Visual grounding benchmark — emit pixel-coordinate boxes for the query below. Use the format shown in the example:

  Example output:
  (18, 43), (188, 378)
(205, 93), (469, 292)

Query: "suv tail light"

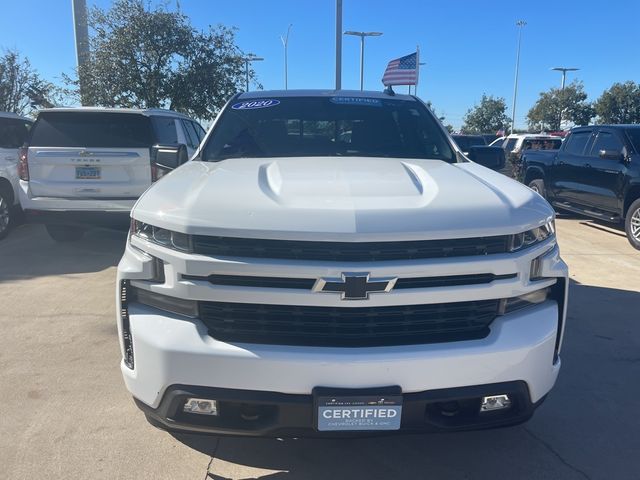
(18, 147), (29, 181)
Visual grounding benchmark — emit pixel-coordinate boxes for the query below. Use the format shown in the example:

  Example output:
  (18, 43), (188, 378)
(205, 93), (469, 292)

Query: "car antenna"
(383, 85), (395, 96)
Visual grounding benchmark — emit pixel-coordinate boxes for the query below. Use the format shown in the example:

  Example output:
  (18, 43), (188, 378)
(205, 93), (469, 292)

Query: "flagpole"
(414, 45), (420, 97)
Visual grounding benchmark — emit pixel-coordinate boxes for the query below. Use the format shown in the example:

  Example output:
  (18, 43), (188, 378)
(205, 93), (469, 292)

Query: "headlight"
(511, 220), (555, 252)
(501, 288), (549, 315)
(130, 219), (192, 252)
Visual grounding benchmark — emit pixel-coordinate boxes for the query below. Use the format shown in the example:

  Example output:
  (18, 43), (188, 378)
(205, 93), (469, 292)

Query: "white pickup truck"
(117, 90), (568, 436)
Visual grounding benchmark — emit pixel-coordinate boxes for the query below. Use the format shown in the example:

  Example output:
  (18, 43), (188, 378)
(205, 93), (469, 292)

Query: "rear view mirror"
(599, 149), (623, 161)
(467, 146), (506, 171)
(152, 144), (189, 170)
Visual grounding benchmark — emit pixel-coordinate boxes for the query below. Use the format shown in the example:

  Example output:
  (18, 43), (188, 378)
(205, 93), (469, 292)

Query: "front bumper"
(118, 232), (568, 437)
(135, 381), (544, 437)
(121, 300), (561, 435)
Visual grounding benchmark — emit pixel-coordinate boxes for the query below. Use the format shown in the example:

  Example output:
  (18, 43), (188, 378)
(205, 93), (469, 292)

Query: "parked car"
(501, 134), (563, 160)
(520, 125), (640, 249)
(496, 134), (563, 178)
(0, 112), (32, 240)
(117, 90), (568, 437)
(18, 107), (205, 241)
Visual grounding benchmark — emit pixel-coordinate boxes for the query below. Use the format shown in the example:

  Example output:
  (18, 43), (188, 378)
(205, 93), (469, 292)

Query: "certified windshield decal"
(330, 97), (382, 107)
(231, 99), (280, 110)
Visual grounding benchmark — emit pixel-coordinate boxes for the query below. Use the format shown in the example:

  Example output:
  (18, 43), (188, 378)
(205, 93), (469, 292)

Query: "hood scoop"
(258, 157), (437, 209)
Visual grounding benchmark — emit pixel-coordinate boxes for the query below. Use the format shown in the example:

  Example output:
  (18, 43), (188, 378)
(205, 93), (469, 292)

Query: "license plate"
(75, 166), (101, 179)
(314, 388), (403, 431)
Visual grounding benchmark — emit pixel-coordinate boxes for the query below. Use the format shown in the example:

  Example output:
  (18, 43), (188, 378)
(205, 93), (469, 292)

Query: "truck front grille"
(192, 235), (511, 261)
(199, 299), (500, 347)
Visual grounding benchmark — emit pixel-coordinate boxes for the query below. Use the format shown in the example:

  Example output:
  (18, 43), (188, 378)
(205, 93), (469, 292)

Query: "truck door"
(548, 129), (593, 204)
(581, 129), (627, 214)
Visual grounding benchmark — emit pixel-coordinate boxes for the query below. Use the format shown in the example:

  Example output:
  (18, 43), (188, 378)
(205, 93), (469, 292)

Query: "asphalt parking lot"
(1, 217), (639, 480)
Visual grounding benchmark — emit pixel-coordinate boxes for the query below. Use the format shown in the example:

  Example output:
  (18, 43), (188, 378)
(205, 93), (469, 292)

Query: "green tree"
(0, 50), (57, 115)
(462, 95), (510, 134)
(594, 81), (640, 124)
(75, 0), (255, 120)
(527, 81), (594, 131)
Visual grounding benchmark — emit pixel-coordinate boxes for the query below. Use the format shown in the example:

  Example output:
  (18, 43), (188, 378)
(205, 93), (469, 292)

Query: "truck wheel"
(45, 224), (86, 242)
(528, 179), (546, 199)
(625, 198), (640, 250)
(0, 188), (13, 240)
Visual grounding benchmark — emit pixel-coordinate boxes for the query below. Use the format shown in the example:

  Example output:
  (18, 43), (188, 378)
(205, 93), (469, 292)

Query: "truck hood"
(133, 157), (554, 241)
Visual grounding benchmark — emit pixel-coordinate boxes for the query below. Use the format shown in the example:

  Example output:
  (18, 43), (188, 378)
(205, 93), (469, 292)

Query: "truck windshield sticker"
(231, 99), (280, 110)
(330, 97), (382, 107)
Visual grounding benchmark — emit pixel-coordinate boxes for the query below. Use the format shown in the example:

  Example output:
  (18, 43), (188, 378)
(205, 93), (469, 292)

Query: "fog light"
(183, 398), (218, 416)
(480, 394), (511, 412)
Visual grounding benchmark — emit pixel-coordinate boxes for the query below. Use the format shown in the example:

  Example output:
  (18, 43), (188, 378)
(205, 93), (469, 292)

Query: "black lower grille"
(199, 299), (500, 347)
(192, 236), (512, 261)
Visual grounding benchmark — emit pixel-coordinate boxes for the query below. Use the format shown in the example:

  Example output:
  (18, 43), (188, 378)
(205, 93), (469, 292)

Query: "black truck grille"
(199, 299), (500, 347)
(192, 236), (511, 261)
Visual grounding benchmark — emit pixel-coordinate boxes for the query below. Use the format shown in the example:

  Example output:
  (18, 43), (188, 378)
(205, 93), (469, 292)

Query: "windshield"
(452, 136), (486, 151)
(201, 96), (454, 162)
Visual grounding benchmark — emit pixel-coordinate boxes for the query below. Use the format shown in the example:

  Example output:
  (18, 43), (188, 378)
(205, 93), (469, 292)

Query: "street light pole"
(72, 0), (90, 105)
(551, 67), (579, 130)
(511, 20), (526, 134)
(335, 0), (342, 90)
(551, 67), (579, 90)
(280, 24), (293, 90)
(344, 31), (383, 90)
(243, 55), (264, 92)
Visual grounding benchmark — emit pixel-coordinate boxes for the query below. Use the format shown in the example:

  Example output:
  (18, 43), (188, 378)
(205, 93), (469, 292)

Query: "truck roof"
(0, 111), (32, 122)
(237, 89), (416, 101)
(572, 124), (640, 130)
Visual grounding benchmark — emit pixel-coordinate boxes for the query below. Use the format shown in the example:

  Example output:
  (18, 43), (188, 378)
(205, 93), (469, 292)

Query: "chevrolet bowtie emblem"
(313, 272), (397, 300)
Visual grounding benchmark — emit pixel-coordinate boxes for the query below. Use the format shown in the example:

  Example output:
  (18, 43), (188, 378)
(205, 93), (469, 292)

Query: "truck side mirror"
(467, 146), (506, 171)
(152, 144), (189, 170)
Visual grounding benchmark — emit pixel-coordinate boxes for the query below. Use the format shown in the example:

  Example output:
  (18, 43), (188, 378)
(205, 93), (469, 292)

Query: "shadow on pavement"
(171, 279), (640, 479)
(0, 223), (127, 283)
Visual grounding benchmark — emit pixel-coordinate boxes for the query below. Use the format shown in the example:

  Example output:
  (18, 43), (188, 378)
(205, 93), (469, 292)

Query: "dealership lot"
(1, 217), (639, 480)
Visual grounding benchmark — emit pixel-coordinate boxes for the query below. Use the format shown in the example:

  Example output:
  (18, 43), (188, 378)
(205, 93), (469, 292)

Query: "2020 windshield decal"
(231, 99), (281, 110)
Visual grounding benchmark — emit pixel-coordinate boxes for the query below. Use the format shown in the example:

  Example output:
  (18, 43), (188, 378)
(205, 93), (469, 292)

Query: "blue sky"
(1, 0), (639, 129)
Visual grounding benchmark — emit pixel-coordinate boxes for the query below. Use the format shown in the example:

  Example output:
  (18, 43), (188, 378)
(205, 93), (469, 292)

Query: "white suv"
(117, 90), (568, 436)
(0, 112), (32, 239)
(19, 108), (205, 241)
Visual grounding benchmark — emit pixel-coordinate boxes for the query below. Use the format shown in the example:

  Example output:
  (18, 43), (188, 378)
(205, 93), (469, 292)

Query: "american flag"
(382, 52), (418, 86)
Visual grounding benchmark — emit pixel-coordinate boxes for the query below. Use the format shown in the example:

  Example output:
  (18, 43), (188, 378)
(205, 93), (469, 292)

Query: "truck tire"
(45, 224), (86, 242)
(625, 198), (640, 250)
(528, 179), (546, 199)
(0, 187), (13, 240)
